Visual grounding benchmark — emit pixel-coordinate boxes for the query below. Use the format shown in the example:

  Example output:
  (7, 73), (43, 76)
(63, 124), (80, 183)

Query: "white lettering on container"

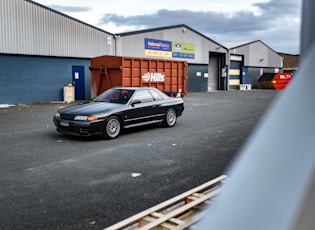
(142, 72), (165, 82)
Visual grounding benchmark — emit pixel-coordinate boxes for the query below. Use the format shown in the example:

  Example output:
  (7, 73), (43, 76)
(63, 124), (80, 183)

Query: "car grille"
(80, 128), (89, 135)
(56, 125), (90, 136)
(60, 114), (75, 120)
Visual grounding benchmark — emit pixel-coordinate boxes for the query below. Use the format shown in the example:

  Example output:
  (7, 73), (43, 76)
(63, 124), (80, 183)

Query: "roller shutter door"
(229, 60), (241, 90)
(208, 55), (219, 90)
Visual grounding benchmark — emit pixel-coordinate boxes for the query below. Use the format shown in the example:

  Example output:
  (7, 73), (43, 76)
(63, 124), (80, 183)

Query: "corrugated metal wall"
(0, 0), (115, 58)
(118, 27), (227, 64)
(234, 41), (283, 68)
(0, 54), (91, 104)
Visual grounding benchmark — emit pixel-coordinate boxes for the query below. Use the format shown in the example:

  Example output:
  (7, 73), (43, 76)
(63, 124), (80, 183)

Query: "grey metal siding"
(0, 54), (90, 104)
(0, 0), (114, 57)
(233, 41), (282, 68)
(268, 48), (283, 67)
(119, 27), (227, 64)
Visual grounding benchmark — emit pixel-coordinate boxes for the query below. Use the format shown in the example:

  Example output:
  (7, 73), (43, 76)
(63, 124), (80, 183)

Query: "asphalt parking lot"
(0, 90), (278, 230)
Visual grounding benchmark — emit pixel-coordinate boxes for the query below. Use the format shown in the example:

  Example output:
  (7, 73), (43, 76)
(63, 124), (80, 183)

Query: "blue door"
(72, 66), (85, 100)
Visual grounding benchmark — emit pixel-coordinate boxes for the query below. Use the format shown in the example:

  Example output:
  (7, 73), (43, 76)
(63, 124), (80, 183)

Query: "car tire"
(104, 116), (121, 139)
(163, 108), (177, 127)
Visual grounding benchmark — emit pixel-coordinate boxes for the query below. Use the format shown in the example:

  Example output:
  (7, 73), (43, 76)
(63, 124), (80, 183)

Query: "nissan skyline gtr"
(53, 87), (184, 139)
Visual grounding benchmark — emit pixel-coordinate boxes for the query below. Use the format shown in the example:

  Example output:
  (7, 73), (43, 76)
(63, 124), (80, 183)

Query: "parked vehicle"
(53, 87), (184, 139)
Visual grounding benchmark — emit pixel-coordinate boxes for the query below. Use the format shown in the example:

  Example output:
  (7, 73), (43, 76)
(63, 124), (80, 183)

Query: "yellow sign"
(144, 38), (195, 59)
(172, 42), (195, 59)
(144, 50), (172, 58)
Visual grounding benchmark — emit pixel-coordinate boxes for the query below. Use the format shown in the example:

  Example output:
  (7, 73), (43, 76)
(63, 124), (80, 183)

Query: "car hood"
(58, 102), (123, 115)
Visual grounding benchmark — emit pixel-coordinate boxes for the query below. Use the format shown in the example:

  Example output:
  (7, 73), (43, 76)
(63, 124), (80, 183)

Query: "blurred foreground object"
(198, 0), (315, 229)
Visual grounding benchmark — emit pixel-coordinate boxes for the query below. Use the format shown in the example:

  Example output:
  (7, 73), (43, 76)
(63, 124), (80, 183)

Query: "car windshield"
(94, 88), (135, 104)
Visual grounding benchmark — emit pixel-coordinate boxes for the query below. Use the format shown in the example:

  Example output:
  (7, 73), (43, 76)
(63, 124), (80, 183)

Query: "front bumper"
(53, 117), (105, 136)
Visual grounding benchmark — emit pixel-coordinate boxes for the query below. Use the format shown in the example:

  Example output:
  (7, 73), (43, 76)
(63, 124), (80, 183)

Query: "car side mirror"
(131, 100), (141, 106)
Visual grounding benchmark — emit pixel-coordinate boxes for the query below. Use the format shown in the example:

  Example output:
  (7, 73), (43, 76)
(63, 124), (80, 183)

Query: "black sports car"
(53, 87), (184, 139)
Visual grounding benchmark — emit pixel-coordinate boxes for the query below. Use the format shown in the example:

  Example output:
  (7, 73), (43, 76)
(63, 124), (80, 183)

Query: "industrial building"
(116, 25), (229, 92)
(0, 0), (284, 104)
(223, 40), (283, 89)
(0, 0), (114, 104)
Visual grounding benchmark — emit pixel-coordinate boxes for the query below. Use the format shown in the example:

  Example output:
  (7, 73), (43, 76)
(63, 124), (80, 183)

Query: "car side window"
(133, 90), (154, 103)
(149, 89), (164, 100)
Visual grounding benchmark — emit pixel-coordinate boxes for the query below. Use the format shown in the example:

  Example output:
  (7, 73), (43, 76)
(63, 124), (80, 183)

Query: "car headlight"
(55, 112), (60, 118)
(74, 115), (98, 121)
(74, 115), (88, 121)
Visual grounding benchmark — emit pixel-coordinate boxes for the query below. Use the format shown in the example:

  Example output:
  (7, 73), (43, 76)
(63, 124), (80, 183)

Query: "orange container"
(90, 55), (188, 98)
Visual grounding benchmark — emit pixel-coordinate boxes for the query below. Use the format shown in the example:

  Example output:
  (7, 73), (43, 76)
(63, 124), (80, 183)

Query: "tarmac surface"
(0, 90), (279, 229)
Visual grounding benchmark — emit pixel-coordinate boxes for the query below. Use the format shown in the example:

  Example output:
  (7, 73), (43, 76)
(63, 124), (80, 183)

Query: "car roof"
(112, 86), (159, 91)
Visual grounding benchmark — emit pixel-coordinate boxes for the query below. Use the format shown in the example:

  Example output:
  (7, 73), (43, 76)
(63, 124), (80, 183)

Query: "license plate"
(60, 122), (69, 127)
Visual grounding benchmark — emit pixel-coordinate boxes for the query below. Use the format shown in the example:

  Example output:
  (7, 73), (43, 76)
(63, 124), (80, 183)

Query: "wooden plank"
(150, 213), (184, 225)
(185, 186), (219, 204)
(103, 175), (226, 230)
(140, 215), (180, 230)
(172, 210), (207, 230)
(138, 188), (222, 230)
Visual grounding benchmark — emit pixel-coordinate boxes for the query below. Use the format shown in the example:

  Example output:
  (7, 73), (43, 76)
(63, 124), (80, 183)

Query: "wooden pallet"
(104, 175), (227, 230)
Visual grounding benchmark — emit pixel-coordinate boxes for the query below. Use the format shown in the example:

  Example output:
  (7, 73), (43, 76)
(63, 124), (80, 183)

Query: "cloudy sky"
(33, 0), (302, 54)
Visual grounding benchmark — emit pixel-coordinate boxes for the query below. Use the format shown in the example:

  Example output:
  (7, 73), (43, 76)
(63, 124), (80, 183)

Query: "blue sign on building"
(144, 38), (172, 51)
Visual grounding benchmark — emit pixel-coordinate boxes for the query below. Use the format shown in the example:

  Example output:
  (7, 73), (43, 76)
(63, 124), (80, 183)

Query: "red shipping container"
(89, 55), (188, 98)
(272, 73), (293, 90)
(259, 73), (293, 90)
